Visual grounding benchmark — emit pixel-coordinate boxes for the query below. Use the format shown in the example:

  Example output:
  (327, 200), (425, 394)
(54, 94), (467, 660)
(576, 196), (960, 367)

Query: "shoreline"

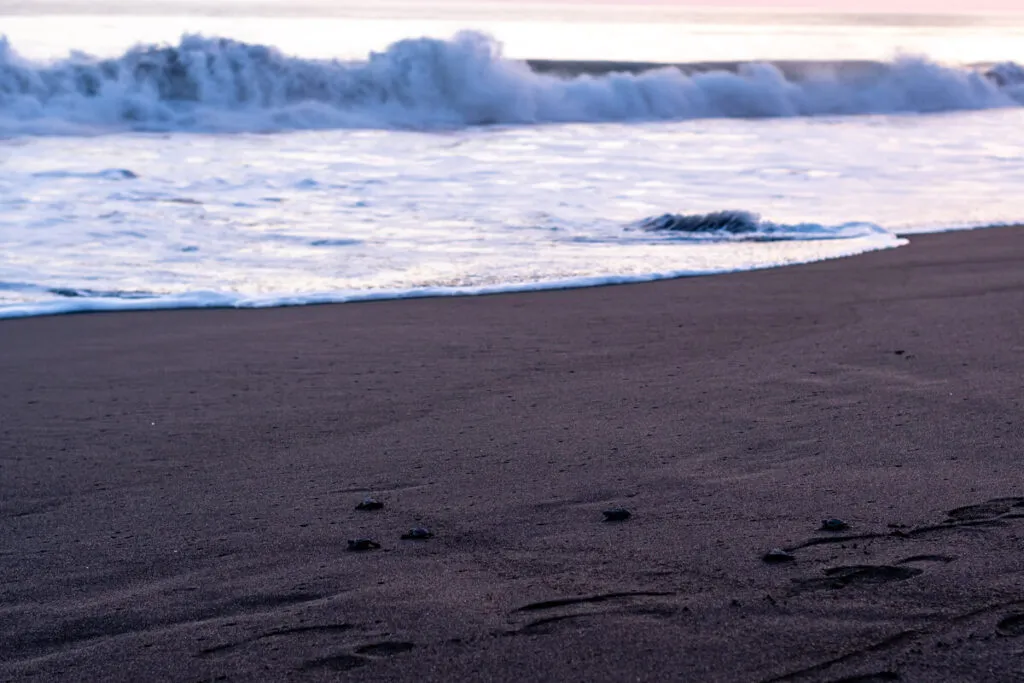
(3, 226), (1024, 681)
(4, 220), (1017, 322)
(0, 235), (906, 321)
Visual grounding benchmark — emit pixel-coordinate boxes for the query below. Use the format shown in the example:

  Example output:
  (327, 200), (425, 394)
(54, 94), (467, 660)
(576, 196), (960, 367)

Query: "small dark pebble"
(763, 548), (795, 564)
(602, 508), (631, 522)
(347, 539), (381, 551)
(401, 528), (434, 540)
(355, 497), (384, 511)
(820, 518), (850, 532)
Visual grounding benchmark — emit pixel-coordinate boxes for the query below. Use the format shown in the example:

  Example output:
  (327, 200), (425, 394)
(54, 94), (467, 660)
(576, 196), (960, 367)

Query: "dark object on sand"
(347, 538), (381, 551)
(602, 507), (632, 522)
(356, 497), (384, 511)
(763, 548), (795, 563)
(401, 527), (434, 540)
(820, 518), (850, 532)
(996, 613), (1024, 637)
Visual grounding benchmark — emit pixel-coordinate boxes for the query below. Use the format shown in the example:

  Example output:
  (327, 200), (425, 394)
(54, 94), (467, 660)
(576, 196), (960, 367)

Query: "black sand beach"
(2, 227), (1024, 681)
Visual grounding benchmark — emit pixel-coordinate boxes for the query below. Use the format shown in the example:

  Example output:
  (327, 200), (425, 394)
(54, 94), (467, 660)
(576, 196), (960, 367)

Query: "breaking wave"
(634, 211), (892, 242)
(1, 31), (1023, 135)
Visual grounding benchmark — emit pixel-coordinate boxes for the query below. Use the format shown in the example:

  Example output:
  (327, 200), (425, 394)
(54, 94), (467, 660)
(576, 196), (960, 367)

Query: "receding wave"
(0, 209), (905, 319)
(635, 211), (891, 242)
(1, 32), (1023, 135)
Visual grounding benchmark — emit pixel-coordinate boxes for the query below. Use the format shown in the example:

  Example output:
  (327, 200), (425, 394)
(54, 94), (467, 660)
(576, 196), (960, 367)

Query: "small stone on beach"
(356, 497), (384, 511)
(763, 548), (795, 564)
(602, 507), (631, 522)
(347, 538), (381, 551)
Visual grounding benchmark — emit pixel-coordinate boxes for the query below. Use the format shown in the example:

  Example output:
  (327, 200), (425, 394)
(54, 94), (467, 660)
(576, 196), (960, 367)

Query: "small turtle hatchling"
(347, 538), (381, 551)
(762, 548), (795, 564)
(820, 518), (850, 532)
(401, 528), (434, 540)
(355, 497), (384, 511)
(602, 507), (632, 522)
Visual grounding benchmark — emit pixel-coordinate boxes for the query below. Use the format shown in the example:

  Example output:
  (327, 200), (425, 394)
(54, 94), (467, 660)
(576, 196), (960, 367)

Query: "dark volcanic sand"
(2, 227), (1024, 682)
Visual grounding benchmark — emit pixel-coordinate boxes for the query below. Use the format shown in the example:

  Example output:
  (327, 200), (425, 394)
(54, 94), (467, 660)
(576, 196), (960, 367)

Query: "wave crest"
(1, 31), (1022, 135)
(635, 211), (892, 242)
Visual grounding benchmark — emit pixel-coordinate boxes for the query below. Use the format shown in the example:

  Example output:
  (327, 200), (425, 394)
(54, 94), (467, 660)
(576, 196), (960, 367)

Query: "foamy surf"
(1, 31), (1022, 136)
(0, 211), (906, 319)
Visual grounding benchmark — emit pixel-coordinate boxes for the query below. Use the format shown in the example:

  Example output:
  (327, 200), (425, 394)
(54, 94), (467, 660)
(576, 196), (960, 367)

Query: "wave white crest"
(634, 211), (892, 242)
(1, 31), (1022, 135)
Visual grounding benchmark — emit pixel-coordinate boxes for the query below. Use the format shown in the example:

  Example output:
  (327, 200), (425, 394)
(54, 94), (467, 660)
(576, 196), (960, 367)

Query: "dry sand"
(2, 227), (1024, 682)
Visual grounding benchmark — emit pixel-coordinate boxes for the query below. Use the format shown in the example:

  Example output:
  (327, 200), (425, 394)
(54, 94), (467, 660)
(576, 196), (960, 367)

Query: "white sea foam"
(1, 32), (1022, 136)
(0, 228), (904, 320)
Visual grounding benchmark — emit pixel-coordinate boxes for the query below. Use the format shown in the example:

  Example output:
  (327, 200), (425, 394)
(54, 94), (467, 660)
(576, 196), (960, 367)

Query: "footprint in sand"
(355, 641), (416, 656)
(779, 496), (1024, 595)
(897, 554), (956, 565)
(197, 623), (354, 658)
(996, 613), (1024, 637)
(301, 653), (368, 671)
(946, 500), (1018, 521)
(792, 565), (922, 593)
(300, 641), (416, 672)
(826, 672), (901, 683)
(779, 495), (1024, 559)
(506, 591), (678, 636)
(516, 591), (673, 612)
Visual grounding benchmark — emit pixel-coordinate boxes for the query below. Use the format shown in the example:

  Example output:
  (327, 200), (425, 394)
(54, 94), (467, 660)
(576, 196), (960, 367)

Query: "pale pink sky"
(510, 0), (1022, 12)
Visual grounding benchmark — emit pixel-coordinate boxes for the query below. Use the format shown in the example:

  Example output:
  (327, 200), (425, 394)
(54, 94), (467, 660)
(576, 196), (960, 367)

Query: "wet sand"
(3, 226), (1024, 682)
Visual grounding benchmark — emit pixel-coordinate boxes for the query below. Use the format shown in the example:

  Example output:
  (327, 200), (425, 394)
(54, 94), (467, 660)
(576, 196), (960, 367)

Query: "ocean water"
(2, 3), (1024, 318)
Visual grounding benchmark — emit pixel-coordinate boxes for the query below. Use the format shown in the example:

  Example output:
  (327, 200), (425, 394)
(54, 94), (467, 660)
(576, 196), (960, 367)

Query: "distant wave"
(634, 211), (892, 242)
(1, 31), (1023, 135)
